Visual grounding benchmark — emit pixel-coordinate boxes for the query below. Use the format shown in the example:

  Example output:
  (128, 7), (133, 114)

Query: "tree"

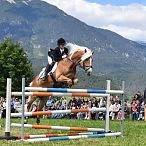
(0, 39), (33, 95)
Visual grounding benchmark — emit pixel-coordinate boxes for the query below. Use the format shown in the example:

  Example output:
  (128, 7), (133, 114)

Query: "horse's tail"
(29, 75), (40, 88)
(29, 82), (33, 87)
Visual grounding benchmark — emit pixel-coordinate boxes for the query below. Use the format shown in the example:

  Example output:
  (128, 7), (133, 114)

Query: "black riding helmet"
(57, 38), (66, 46)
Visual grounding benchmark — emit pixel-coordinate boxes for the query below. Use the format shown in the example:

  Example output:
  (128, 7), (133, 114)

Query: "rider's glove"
(62, 55), (67, 58)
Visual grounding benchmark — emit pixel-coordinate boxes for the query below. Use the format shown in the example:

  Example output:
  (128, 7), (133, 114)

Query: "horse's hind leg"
(25, 96), (36, 123)
(26, 96), (36, 112)
(36, 97), (48, 124)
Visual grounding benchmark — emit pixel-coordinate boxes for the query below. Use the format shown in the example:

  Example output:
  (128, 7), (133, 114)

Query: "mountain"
(0, 0), (146, 94)
(137, 41), (146, 47)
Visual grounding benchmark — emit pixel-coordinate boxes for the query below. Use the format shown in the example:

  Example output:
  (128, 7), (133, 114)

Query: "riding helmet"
(57, 38), (66, 46)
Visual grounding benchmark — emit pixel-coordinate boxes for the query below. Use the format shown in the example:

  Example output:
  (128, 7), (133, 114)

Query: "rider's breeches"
(44, 56), (53, 75)
(48, 56), (53, 64)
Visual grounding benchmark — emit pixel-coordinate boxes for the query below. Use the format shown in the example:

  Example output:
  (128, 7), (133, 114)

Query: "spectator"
(109, 101), (114, 119)
(76, 97), (83, 108)
(60, 96), (67, 108)
(135, 91), (143, 103)
(84, 102), (90, 120)
(91, 97), (98, 107)
(46, 96), (54, 110)
(0, 97), (4, 119)
(11, 98), (15, 113)
(111, 101), (121, 120)
(70, 102), (77, 119)
(91, 103), (97, 120)
(14, 98), (21, 112)
(77, 104), (85, 120)
(117, 109), (122, 120)
(138, 101), (145, 120)
(98, 97), (106, 108)
(131, 99), (138, 120)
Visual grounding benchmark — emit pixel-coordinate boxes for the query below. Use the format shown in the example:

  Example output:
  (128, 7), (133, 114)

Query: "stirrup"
(41, 76), (47, 81)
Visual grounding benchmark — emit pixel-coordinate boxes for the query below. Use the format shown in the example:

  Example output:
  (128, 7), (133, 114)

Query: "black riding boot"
(42, 63), (51, 80)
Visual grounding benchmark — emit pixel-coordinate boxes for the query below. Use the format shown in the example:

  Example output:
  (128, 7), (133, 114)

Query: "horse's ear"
(92, 51), (94, 54)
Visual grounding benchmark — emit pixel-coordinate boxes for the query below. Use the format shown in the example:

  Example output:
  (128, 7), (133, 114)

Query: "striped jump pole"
(11, 123), (105, 132)
(17, 132), (94, 139)
(12, 92), (110, 97)
(25, 87), (124, 94)
(11, 108), (106, 117)
(19, 132), (122, 142)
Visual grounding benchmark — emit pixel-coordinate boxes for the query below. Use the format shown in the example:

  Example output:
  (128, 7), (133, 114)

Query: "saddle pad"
(39, 62), (58, 79)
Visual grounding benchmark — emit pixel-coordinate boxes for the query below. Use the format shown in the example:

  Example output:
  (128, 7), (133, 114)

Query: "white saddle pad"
(39, 62), (58, 79)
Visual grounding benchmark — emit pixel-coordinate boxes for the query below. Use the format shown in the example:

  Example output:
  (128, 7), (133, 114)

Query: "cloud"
(42, 0), (146, 41)
(103, 24), (146, 41)
(6, 0), (16, 4)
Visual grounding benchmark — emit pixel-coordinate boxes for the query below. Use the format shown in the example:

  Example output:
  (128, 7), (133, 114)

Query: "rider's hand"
(62, 55), (67, 58)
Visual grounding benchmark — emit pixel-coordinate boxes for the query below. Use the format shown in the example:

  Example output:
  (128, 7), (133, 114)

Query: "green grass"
(0, 118), (146, 146)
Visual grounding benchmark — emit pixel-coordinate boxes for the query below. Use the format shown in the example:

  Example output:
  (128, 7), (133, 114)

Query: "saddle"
(39, 62), (57, 79)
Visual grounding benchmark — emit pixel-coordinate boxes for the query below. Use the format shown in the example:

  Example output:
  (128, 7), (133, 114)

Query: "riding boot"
(42, 63), (51, 80)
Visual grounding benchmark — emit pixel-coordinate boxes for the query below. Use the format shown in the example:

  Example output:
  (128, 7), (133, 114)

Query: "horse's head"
(79, 49), (93, 76)
(66, 43), (93, 76)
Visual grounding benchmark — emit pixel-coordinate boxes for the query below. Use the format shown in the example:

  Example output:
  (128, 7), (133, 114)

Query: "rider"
(42, 38), (69, 80)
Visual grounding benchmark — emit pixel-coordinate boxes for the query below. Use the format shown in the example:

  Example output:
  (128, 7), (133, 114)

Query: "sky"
(42, 0), (146, 42)
(86, 0), (146, 6)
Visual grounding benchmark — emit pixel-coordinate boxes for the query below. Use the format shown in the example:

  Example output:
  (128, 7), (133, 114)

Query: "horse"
(26, 43), (93, 123)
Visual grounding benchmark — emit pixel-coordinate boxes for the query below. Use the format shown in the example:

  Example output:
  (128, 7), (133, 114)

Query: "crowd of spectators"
(0, 91), (145, 121)
(0, 97), (22, 118)
(131, 91), (145, 121)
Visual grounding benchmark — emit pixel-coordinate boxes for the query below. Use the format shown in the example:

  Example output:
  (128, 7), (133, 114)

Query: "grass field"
(0, 118), (146, 146)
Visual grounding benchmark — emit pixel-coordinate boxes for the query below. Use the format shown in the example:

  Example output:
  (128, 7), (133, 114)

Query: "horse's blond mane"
(66, 43), (90, 55)
(66, 43), (92, 61)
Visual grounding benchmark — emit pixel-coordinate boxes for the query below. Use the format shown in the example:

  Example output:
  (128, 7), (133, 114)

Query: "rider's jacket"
(48, 47), (69, 62)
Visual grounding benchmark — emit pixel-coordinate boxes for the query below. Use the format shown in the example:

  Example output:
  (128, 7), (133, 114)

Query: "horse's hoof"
(73, 78), (79, 85)
(36, 118), (40, 125)
(67, 79), (72, 86)
(24, 119), (27, 124)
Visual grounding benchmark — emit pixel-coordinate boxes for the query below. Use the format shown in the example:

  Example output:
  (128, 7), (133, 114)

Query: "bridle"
(81, 57), (93, 71)
(66, 55), (92, 71)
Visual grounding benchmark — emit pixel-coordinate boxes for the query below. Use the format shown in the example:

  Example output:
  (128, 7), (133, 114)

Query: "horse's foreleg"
(73, 77), (79, 85)
(36, 97), (48, 124)
(57, 75), (73, 86)
(37, 97), (48, 111)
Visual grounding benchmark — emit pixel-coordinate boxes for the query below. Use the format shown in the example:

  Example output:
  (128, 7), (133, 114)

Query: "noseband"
(82, 57), (93, 71)
(66, 52), (93, 71)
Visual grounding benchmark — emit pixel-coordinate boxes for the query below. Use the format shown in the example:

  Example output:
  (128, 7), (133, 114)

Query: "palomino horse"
(26, 43), (93, 123)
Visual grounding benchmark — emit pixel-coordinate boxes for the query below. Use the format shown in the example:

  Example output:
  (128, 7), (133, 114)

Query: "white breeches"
(48, 56), (53, 64)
